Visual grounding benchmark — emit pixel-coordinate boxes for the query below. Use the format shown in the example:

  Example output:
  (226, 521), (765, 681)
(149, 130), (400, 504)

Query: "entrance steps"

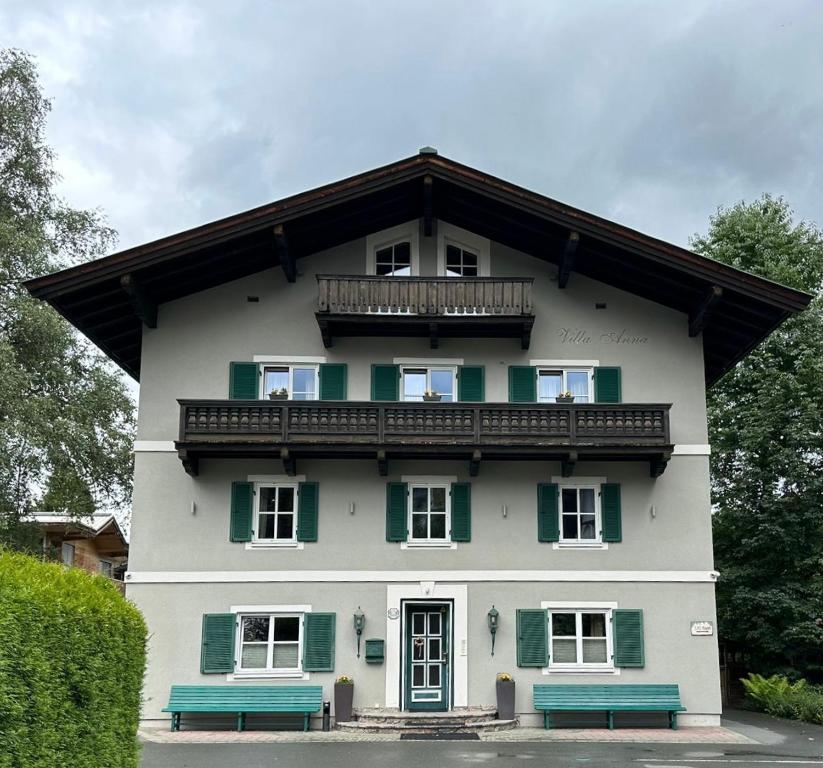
(336, 707), (517, 733)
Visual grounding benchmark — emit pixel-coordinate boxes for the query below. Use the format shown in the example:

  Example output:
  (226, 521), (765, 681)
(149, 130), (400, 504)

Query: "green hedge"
(0, 550), (147, 768)
(742, 673), (823, 725)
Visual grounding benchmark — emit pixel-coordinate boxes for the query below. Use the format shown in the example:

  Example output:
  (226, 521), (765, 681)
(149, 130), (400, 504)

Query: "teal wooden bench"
(162, 685), (323, 732)
(533, 684), (685, 730)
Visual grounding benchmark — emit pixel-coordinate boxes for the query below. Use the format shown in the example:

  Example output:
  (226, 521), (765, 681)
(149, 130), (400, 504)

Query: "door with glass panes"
(404, 603), (450, 711)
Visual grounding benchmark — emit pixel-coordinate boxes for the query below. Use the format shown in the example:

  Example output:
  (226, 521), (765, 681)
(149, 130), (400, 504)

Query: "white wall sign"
(387, 608), (400, 620)
(691, 621), (714, 636)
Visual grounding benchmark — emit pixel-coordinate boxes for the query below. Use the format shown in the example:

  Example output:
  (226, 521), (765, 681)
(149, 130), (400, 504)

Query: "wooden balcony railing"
(176, 400), (672, 478)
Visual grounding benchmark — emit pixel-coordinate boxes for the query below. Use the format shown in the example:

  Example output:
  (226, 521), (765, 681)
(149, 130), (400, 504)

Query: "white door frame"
(386, 583), (468, 709)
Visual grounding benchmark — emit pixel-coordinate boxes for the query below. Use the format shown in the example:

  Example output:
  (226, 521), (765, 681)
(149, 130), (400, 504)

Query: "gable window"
(366, 222), (419, 277)
(375, 241), (412, 276)
(262, 365), (318, 400)
(437, 222), (490, 277)
(238, 613), (302, 674)
(255, 484), (297, 542)
(445, 243), (479, 277)
(561, 486), (599, 542)
(538, 368), (592, 403)
(549, 609), (612, 671)
(410, 483), (450, 543)
(402, 366), (456, 402)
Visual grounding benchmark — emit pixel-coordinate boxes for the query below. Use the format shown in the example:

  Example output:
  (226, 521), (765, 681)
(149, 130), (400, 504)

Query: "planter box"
(334, 683), (354, 723)
(422, 395), (442, 402)
(268, 393), (288, 400)
(496, 679), (515, 720)
(555, 397), (575, 404)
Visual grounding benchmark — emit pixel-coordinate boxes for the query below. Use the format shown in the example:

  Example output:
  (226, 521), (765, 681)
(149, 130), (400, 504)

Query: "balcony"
(176, 400), (672, 478)
(315, 275), (535, 349)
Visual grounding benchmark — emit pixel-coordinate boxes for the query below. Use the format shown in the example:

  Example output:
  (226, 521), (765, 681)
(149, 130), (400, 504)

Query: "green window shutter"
(319, 364), (347, 400)
(516, 609), (548, 667)
(303, 612), (336, 671)
(537, 483), (559, 542)
(297, 482), (319, 542)
(385, 482), (408, 542)
(201, 614), (236, 673)
(594, 367), (622, 403)
(230, 362), (259, 399)
(601, 483), (622, 543)
(508, 366), (536, 402)
(450, 482), (471, 542)
(457, 366), (485, 402)
(230, 481), (254, 542)
(371, 364), (399, 401)
(613, 609), (645, 667)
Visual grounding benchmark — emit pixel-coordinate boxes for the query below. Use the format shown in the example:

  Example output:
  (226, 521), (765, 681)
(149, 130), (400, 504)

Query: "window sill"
(552, 542), (608, 550)
(227, 671), (309, 681)
(245, 541), (305, 550)
(543, 666), (619, 676)
(401, 541), (458, 550)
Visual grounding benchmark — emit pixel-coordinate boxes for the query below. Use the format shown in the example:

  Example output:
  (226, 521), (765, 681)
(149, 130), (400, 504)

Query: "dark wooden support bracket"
(281, 448), (296, 476)
(521, 323), (532, 350)
(649, 453), (670, 478)
(317, 316), (333, 348)
(179, 450), (199, 477)
(274, 224), (296, 283)
(423, 175), (434, 237)
(557, 231), (580, 289)
(561, 451), (578, 478)
(377, 450), (388, 477)
(469, 450), (481, 477)
(429, 322), (439, 349)
(120, 273), (157, 328)
(689, 285), (723, 337)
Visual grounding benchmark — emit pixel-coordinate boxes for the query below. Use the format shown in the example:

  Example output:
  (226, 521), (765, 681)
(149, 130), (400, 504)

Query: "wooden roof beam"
(423, 175), (434, 237)
(557, 231), (580, 289)
(274, 224), (296, 283)
(689, 285), (723, 337)
(119, 273), (157, 328)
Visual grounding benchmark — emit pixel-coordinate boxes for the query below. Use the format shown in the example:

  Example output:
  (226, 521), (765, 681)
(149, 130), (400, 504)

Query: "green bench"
(533, 684), (685, 730)
(162, 685), (323, 732)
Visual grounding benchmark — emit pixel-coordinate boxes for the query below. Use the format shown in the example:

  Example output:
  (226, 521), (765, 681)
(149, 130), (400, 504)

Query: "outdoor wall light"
(353, 607), (366, 658)
(487, 606), (500, 656)
(501, 504), (508, 518)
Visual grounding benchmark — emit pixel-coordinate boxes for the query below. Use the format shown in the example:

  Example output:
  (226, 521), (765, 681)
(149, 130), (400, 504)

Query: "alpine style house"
(26, 149), (810, 731)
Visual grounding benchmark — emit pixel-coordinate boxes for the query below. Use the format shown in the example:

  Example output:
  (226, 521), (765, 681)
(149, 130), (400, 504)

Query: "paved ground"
(139, 709), (823, 768)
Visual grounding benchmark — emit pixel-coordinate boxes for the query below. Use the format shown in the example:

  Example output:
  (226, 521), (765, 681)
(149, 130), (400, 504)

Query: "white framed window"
(560, 486), (599, 543)
(261, 364), (318, 400)
(537, 368), (593, 403)
(236, 613), (303, 676)
(409, 482), (450, 543)
(366, 222), (420, 276)
(253, 483), (298, 543)
(436, 222), (490, 277)
(401, 365), (456, 402)
(541, 602), (617, 674)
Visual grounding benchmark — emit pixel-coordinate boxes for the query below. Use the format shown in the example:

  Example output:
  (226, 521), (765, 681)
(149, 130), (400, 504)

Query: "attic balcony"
(315, 275), (535, 349)
(175, 400), (672, 478)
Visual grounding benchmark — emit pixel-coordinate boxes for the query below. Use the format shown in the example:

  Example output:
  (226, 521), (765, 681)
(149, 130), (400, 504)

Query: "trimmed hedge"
(0, 550), (147, 768)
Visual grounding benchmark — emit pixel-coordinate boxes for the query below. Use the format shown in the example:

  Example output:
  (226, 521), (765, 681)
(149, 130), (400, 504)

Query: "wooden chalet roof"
(24, 149), (811, 384)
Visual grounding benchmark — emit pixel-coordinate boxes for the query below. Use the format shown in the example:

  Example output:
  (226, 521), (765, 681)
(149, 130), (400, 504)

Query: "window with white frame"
(560, 486), (599, 542)
(401, 366), (456, 402)
(437, 222), (490, 278)
(409, 483), (450, 542)
(254, 484), (297, 542)
(237, 613), (302, 674)
(262, 365), (318, 400)
(549, 609), (612, 670)
(538, 368), (592, 403)
(375, 240), (412, 276)
(444, 243), (479, 277)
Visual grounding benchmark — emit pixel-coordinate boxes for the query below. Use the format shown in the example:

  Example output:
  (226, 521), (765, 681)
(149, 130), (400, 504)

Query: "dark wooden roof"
(24, 150), (811, 384)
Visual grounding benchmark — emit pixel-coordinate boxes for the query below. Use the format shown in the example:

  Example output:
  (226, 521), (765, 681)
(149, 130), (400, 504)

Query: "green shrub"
(741, 673), (823, 725)
(0, 550), (147, 768)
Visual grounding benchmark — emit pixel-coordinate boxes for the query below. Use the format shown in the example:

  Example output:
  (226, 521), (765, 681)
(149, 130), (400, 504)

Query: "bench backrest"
(534, 684), (682, 708)
(167, 685), (323, 711)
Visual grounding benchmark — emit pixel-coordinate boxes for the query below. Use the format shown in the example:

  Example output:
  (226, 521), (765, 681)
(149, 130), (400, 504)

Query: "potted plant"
(496, 672), (515, 721)
(268, 387), (289, 400)
(334, 675), (354, 723)
(422, 390), (442, 402)
(555, 391), (575, 404)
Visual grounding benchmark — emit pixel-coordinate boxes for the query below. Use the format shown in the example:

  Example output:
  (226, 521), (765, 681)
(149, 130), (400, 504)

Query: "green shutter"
(371, 364), (399, 401)
(516, 609), (548, 667)
(601, 483), (622, 542)
(537, 483), (559, 542)
(201, 614), (236, 673)
(297, 482), (319, 542)
(594, 367), (622, 403)
(385, 482), (408, 541)
(450, 482), (471, 542)
(613, 609), (645, 667)
(230, 482), (253, 542)
(303, 612), (336, 671)
(319, 364), (347, 400)
(508, 366), (536, 402)
(230, 362), (259, 399)
(458, 366), (485, 402)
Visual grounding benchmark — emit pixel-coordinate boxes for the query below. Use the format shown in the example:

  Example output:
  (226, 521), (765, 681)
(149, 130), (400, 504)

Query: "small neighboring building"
(33, 513), (129, 583)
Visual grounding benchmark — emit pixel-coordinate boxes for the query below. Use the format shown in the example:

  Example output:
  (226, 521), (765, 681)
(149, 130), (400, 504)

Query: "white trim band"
(133, 441), (176, 453)
(125, 569), (719, 584)
(673, 444), (712, 456)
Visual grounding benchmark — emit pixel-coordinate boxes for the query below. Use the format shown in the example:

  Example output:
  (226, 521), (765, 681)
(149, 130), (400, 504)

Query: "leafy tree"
(692, 196), (823, 681)
(0, 49), (134, 548)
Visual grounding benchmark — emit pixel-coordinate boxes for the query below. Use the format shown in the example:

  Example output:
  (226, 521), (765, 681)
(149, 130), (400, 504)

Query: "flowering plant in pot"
(268, 387), (288, 400)
(422, 389), (442, 402)
(496, 672), (515, 721)
(555, 391), (575, 404)
(334, 675), (354, 723)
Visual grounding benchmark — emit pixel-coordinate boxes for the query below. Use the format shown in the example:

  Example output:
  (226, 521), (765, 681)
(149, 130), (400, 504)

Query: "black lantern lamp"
(353, 607), (366, 658)
(487, 605), (500, 656)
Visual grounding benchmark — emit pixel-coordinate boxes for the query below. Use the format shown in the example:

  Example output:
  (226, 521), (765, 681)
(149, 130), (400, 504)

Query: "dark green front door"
(404, 603), (450, 711)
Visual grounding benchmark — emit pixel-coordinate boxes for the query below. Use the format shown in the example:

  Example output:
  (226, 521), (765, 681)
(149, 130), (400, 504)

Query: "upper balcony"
(175, 400), (672, 479)
(315, 275), (535, 349)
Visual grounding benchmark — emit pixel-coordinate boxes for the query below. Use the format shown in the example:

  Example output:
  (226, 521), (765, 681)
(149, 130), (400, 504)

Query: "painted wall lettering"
(557, 328), (649, 345)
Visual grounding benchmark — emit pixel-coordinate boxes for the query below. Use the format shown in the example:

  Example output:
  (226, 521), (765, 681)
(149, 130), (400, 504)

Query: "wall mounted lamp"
(487, 605), (500, 656)
(353, 607), (366, 658)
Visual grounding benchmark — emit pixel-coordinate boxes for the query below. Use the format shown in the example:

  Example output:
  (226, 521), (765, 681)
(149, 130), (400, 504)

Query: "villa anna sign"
(558, 328), (650, 345)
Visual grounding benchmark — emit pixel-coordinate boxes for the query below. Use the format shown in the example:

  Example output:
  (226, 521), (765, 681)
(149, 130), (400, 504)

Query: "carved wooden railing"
(178, 401), (670, 448)
(316, 275), (534, 316)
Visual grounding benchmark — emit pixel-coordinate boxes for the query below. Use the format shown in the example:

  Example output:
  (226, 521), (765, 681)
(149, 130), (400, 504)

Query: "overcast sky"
(3, 0), (822, 254)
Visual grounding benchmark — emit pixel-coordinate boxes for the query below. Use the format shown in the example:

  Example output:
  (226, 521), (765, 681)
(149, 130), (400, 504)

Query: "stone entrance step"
(337, 707), (517, 733)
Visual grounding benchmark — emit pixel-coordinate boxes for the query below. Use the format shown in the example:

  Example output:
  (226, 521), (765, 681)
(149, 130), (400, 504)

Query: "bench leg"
(607, 711), (614, 730)
(669, 712), (678, 730)
(170, 713), (180, 732)
(544, 712), (551, 730)
(304, 713), (310, 732)
(237, 712), (246, 732)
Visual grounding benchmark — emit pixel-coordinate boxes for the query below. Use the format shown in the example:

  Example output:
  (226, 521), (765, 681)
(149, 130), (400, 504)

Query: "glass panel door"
(405, 603), (450, 711)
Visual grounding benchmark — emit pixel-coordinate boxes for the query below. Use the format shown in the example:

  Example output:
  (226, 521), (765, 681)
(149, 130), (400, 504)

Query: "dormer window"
(437, 222), (490, 277)
(445, 244), (478, 277)
(366, 222), (419, 276)
(376, 241), (412, 276)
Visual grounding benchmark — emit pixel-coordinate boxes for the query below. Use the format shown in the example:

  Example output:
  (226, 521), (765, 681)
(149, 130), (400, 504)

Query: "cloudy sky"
(3, 0), (822, 254)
